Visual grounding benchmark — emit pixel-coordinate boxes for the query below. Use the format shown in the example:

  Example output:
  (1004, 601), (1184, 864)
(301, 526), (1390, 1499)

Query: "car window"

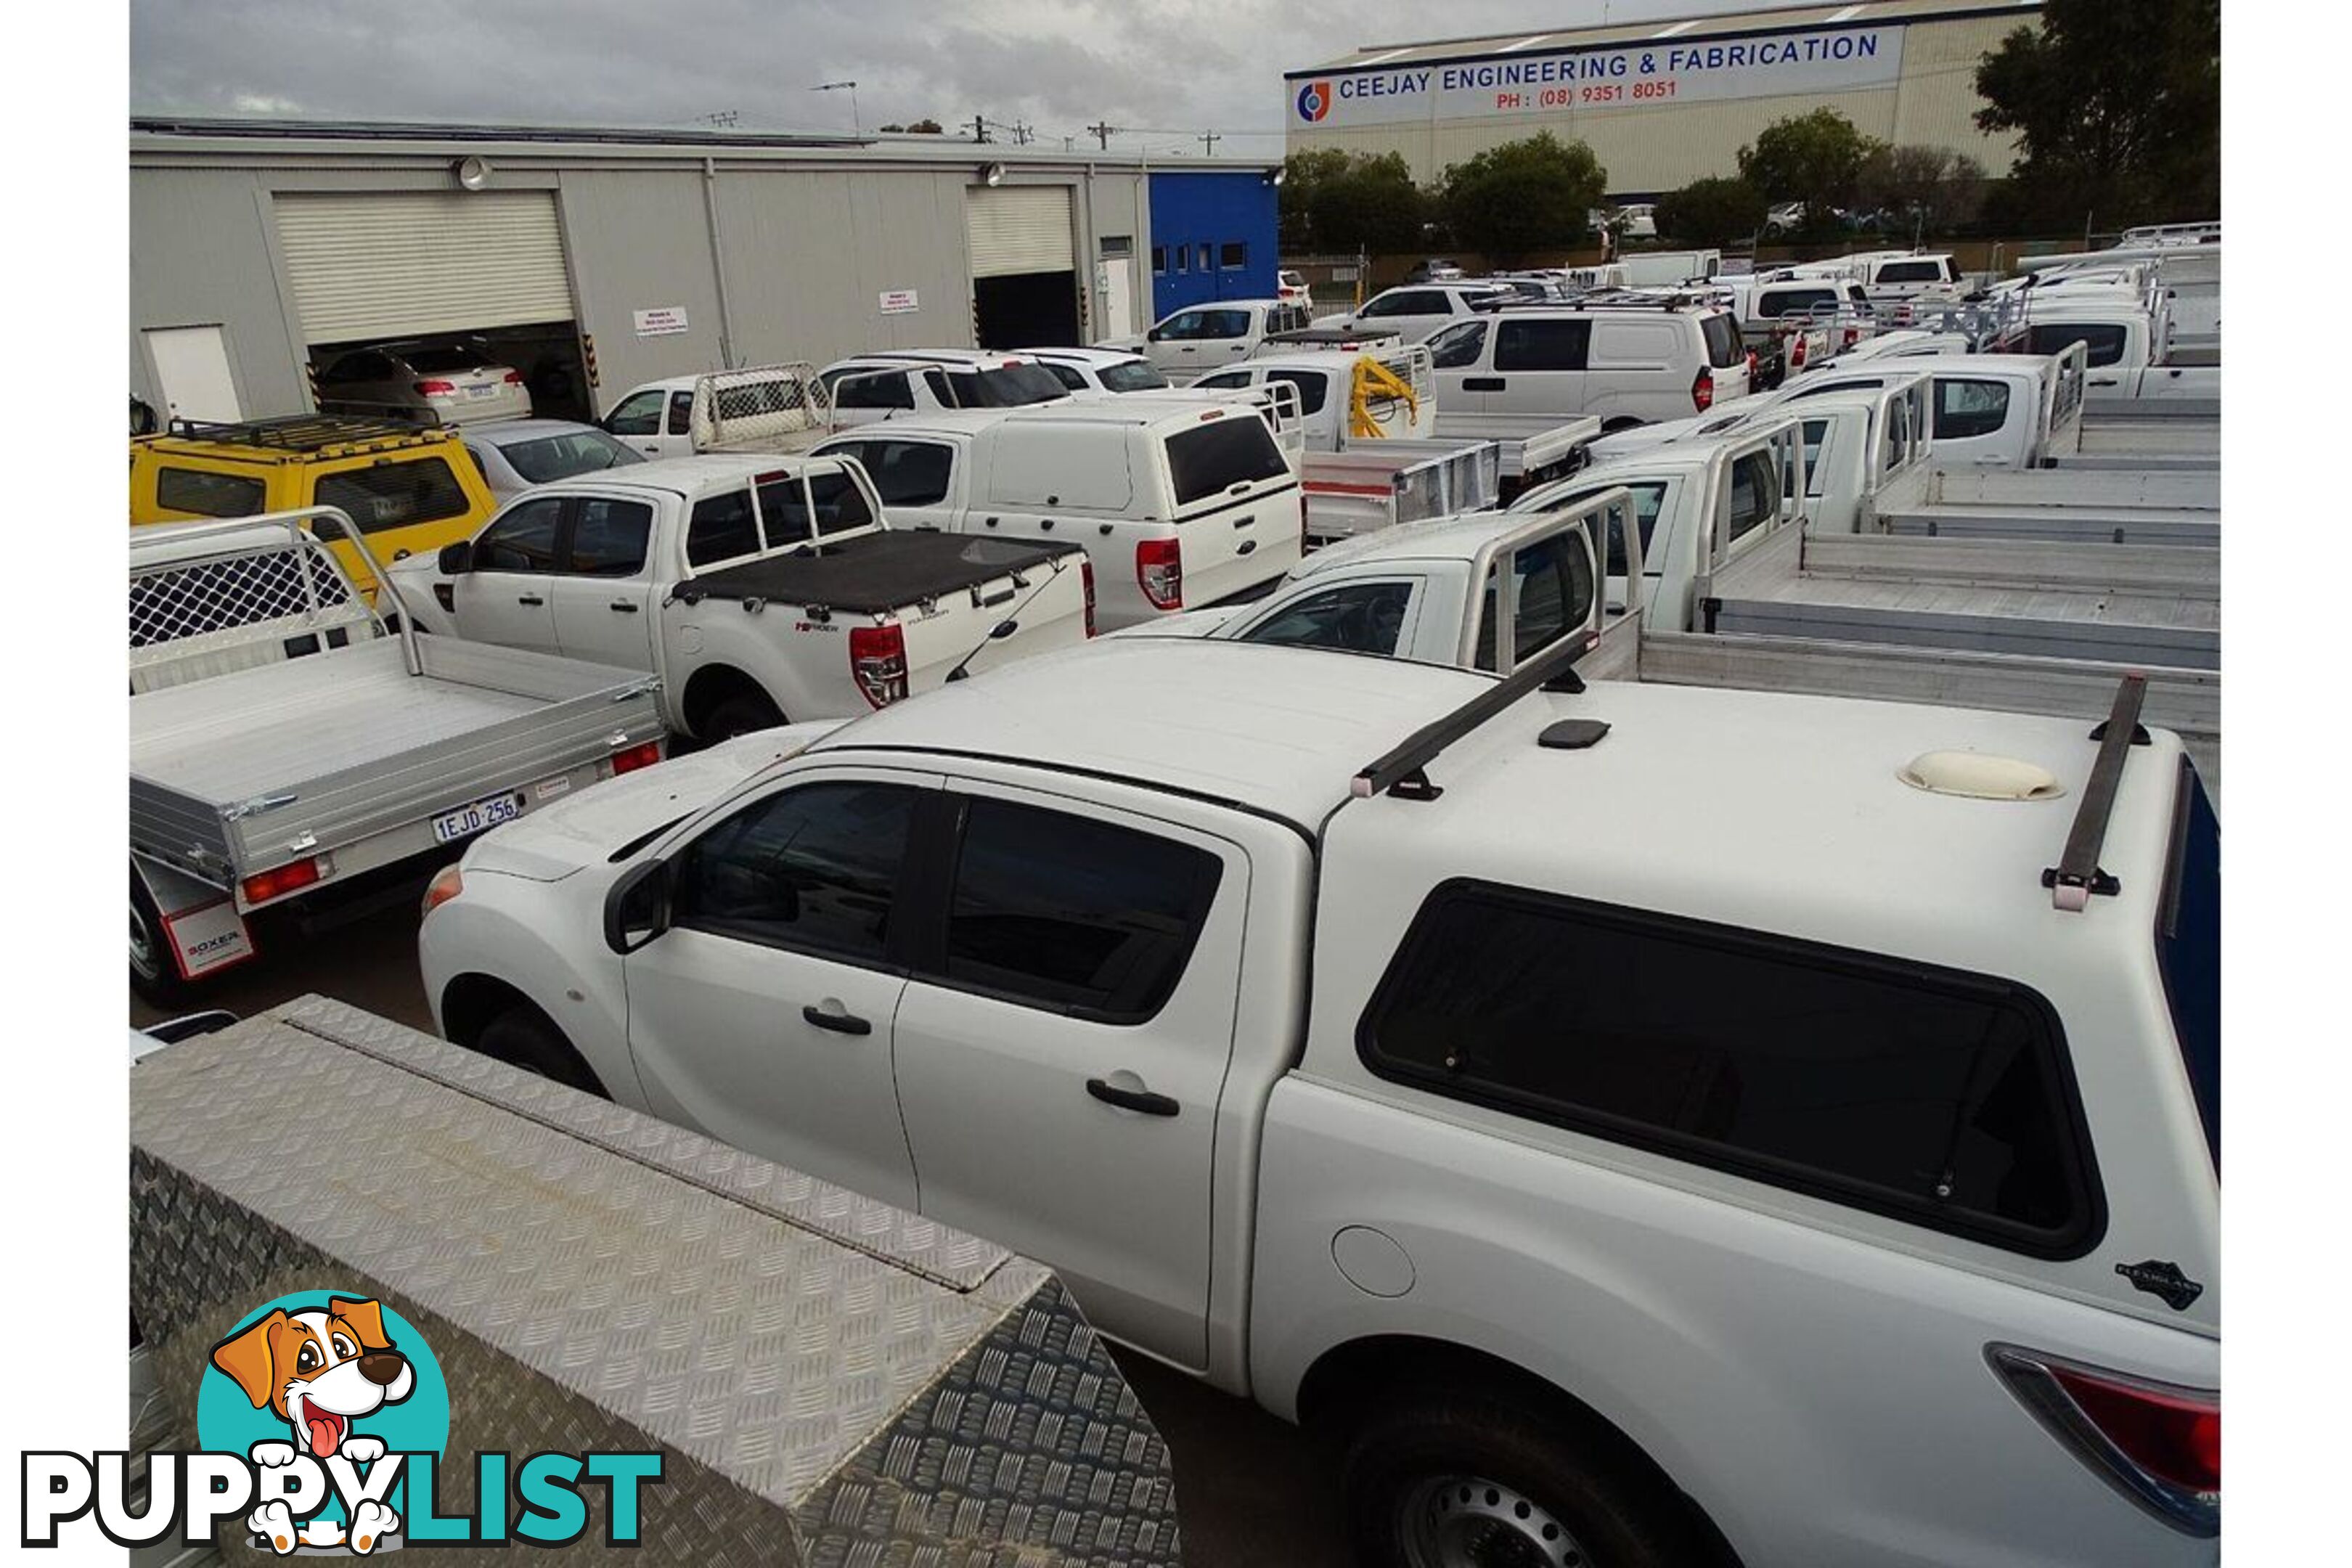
(561, 497), (653, 577)
(312, 456), (472, 536)
(1699, 314), (1745, 369)
(154, 466), (266, 518)
(498, 429), (645, 484)
(1495, 319), (1591, 373)
(760, 467), (876, 541)
(1934, 377), (2012, 441)
(1098, 359), (1169, 392)
(1757, 287), (1837, 319)
(829, 438), (953, 507)
(1362, 290), (1438, 318)
(944, 364), (1069, 407)
(1361, 883), (2098, 1253)
(1192, 310), (1250, 341)
(1882, 396), (1913, 473)
(1474, 531), (1596, 671)
(1877, 261), (1941, 284)
(1192, 371), (1254, 390)
(829, 368), (916, 411)
(1797, 417), (1831, 498)
(1265, 369), (1330, 417)
(2026, 322), (2129, 367)
(1165, 417), (1290, 507)
(685, 488), (762, 566)
(673, 780), (920, 965)
(1553, 482), (1668, 576)
(403, 347), (488, 373)
(1041, 363), (1088, 391)
(473, 496), (564, 571)
(938, 797), (1224, 1022)
(1161, 311), (1207, 340)
(1241, 579), (1415, 656)
(1726, 448), (1780, 542)
(2156, 761), (2220, 1169)
(1427, 321), (1489, 369)
(666, 391), (695, 436)
(604, 390), (666, 436)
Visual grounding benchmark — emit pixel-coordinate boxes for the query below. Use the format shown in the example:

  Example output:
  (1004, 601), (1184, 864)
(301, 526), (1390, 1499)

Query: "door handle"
(517, 593), (546, 606)
(609, 600), (639, 613)
(1086, 1077), (1180, 1116)
(801, 1002), (873, 1037)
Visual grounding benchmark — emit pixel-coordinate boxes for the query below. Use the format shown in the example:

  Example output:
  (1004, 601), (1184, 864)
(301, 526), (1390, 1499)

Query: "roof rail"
(1352, 628), (1593, 803)
(163, 412), (447, 451)
(2041, 674), (2150, 911)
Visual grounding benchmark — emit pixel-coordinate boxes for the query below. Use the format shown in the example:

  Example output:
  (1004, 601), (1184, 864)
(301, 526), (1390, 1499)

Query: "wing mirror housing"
(437, 540), (475, 575)
(1146, 327), (1164, 343)
(603, 859), (672, 954)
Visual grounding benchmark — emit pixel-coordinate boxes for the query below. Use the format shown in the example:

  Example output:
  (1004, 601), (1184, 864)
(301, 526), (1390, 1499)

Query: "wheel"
(698, 690), (785, 743)
(1342, 1383), (1709, 1568)
(130, 869), (191, 1008)
(475, 1007), (608, 1098)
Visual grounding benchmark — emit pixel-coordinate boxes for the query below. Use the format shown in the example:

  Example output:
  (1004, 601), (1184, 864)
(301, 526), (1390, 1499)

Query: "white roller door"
(274, 191), (573, 344)
(966, 187), (1076, 278)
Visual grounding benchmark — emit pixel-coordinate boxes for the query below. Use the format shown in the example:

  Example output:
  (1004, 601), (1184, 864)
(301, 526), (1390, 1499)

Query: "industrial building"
(129, 118), (1279, 426)
(1283, 0), (2041, 196)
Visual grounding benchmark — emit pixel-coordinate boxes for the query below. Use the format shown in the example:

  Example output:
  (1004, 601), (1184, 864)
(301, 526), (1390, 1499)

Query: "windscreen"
(501, 430), (646, 483)
(1166, 417), (1289, 507)
(1098, 360), (1170, 392)
(947, 364), (1077, 407)
(1700, 314), (1745, 369)
(403, 346), (496, 372)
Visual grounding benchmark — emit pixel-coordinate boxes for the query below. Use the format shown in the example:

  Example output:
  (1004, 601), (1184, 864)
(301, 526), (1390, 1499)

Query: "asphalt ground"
(132, 900), (1352, 1567)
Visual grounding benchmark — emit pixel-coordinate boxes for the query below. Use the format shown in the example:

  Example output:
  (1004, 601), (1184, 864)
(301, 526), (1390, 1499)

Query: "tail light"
(415, 379), (458, 397)
(1988, 1345), (2218, 1536)
(502, 369), (525, 385)
(422, 864), (465, 918)
(1136, 538), (1183, 611)
(1300, 489), (1311, 551)
(849, 623), (910, 708)
(1789, 334), (1807, 369)
(241, 856), (325, 906)
(1691, 367), (1714, 414)
(1843, 326), (1862, 348)
(1079, 560), (1097, 637)
(608, 740), (663, 775)
(1745, 349), (1758, 381)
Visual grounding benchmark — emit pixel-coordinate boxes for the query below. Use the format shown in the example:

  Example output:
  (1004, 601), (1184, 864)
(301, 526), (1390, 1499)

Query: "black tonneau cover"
(677, 528), (1071, 614)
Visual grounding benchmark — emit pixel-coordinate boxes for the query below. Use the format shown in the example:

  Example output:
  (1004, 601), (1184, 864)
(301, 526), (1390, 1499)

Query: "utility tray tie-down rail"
(2041, 673), (2152, 911)
(1353, 632), (1593, 803)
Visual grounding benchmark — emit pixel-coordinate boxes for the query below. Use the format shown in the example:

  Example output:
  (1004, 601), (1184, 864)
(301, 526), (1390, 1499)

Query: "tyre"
(130, 868), (191, 1009)
(475, 1007), (609, 1098)
(1342, 1382), (1710, 1568)
(698, 690), (785, 744)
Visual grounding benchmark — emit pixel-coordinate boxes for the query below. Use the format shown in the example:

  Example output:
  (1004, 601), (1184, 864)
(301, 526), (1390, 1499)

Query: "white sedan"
(461, 419), (648, 499)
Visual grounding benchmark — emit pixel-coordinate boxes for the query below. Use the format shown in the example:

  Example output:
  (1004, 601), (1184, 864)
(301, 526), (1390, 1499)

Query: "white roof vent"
(1899, 751), (2065, 802)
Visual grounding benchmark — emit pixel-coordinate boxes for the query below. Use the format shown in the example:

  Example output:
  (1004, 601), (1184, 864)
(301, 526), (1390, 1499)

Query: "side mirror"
(437, 540), (475, 575)
(603, 859), (672, 955)
(1147, 327), (1166, 343)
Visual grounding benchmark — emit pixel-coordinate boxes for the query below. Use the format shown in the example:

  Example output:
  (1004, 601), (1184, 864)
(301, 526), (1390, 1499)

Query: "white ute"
(422, 633), (2219, 1568)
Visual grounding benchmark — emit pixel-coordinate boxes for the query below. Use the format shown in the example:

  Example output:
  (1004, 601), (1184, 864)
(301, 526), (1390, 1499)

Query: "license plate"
(431, 790), (523, 844)
(465, 383), (498, 399)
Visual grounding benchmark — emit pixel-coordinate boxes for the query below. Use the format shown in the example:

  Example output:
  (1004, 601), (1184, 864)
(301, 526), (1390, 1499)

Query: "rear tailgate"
(897, 542), (1093, 688)
(1163, 412), (1305, 605)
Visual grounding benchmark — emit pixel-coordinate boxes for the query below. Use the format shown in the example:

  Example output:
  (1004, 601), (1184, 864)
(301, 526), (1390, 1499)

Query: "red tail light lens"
(1789, 334), (1807, 368)
(849, 623), (910, 707)
(1691, 367), (1714, 414)
(1988, 1344), (2218, 1537)
(502, 369), (525, 385)
(1746, 349), (1758, 380)
(415, 380), (458, 396)
(1843, 327), (1862, 348)
(422, 864), (465, 918)
(240, 856), (324, 906)
(1136, 538), (1183, 611)
(1079, 560), (1097, 637)
(608, 740), (663, 775)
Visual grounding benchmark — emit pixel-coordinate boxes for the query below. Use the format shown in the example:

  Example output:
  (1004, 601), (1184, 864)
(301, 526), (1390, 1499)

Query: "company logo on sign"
(1295, 79), (1332, 123)
(24, 1291), (666, 1555)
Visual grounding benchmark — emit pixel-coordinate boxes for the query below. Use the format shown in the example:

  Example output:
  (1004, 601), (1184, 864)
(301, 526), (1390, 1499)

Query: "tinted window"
(313, 457), (471, 535)
(1935, 378), (2012, 441)
(474, 497), (563, 571)
(942, 798), (1222, 1022)
(1877, 261), (1942, 284)
(1361, 884), (2098, 1253)
(1555, 481), (1667, 576)
(1241, 579), (1415, 656)
(760, 469), (875, 540)
(2156, 761), (2220, 1169)
(1757, 287), (1837, 319)
(1098, 359), (1169, 392)
(155, 466), (266, 518)
(686, 489), (761, 566)
(1495, 319), (1591, 372)
(1363, 290), (1444, 318)
(1267, 369), (1330, 417)
(1725, 448), (1779, 542)
(1220, 242), (1247, 269)
(830, 368), (915, 410)
(666, 391), (695, 436)
(563, 497), (652, 576)
(1191, 311), (1251, 341)
(1166, 417), (1290, 506)
(944, 365), (1070, 407)
(1699, 314), (1744, 369)
(833, 439), (953, 507)
(604, 390), (665, 436)
(1474, 532), (1596, 671)
(499, 429), (645, 484)
(1428, 321), (1489, 369)
(1041, 363), (1088, 391)
(1160, 311), (1208, 340)
(674, 781), (918, 965)
(2027, 322), (2129, 367)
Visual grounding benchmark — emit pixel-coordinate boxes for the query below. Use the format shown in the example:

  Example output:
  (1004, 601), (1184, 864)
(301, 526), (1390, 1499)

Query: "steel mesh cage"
(695, 363), (833, 450)
(129, 544), (355, 649)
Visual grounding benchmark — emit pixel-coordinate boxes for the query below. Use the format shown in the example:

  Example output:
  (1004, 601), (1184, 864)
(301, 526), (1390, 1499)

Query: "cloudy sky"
(131, 0), (1825, 158)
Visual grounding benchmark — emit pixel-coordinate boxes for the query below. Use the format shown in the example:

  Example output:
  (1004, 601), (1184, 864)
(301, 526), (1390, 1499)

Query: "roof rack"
(162, 413), (449, 452)
(1352, 626), (1592, 803)
(1470, 292), (1702, 314)
(2041, 674), (2150, 911)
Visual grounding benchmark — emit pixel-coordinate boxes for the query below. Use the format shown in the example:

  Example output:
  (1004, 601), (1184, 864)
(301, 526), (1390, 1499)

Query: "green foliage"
(1439, 133), (1607, 263)
(1737, 109), (1887, 228)
(1281, 148), (1430, 254)
(1974, 0), (2218, 226)
(1855, 145), (1989, 237)
(1654, 176), (1768, 248)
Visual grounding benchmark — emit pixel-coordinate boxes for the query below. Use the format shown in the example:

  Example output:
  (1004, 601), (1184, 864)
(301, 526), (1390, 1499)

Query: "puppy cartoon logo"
(1295, 79), (1332, 123)
(209, 1297), (421, 1554)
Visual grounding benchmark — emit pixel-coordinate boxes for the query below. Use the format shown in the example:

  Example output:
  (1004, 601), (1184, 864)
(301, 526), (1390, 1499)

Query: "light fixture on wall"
(454, 155), (494, 192)
(980, 161), (1007, 187)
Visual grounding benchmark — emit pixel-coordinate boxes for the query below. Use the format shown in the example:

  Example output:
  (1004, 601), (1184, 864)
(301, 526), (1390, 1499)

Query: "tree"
(1278, 147), (1354, 251)
(1654, 176), (1768, 248)
(1737, 109), (1886, 234)
(1439, 132), (1606, 264)
(1974, 0), (2218, 227)
(1855, 145), (1989, 238)
(904, 118), (944, 134)
(1283, 150), (1432, 255)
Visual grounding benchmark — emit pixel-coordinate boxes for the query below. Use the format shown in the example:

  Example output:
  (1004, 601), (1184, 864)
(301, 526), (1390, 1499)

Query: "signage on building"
(1289, 25), (1906, 127)
(879, 289), (920, 314)
(632, 306), (690, 337)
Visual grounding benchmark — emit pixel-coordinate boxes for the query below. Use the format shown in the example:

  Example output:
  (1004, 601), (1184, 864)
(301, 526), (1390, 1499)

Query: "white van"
(1423, 301), (1753, 430)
